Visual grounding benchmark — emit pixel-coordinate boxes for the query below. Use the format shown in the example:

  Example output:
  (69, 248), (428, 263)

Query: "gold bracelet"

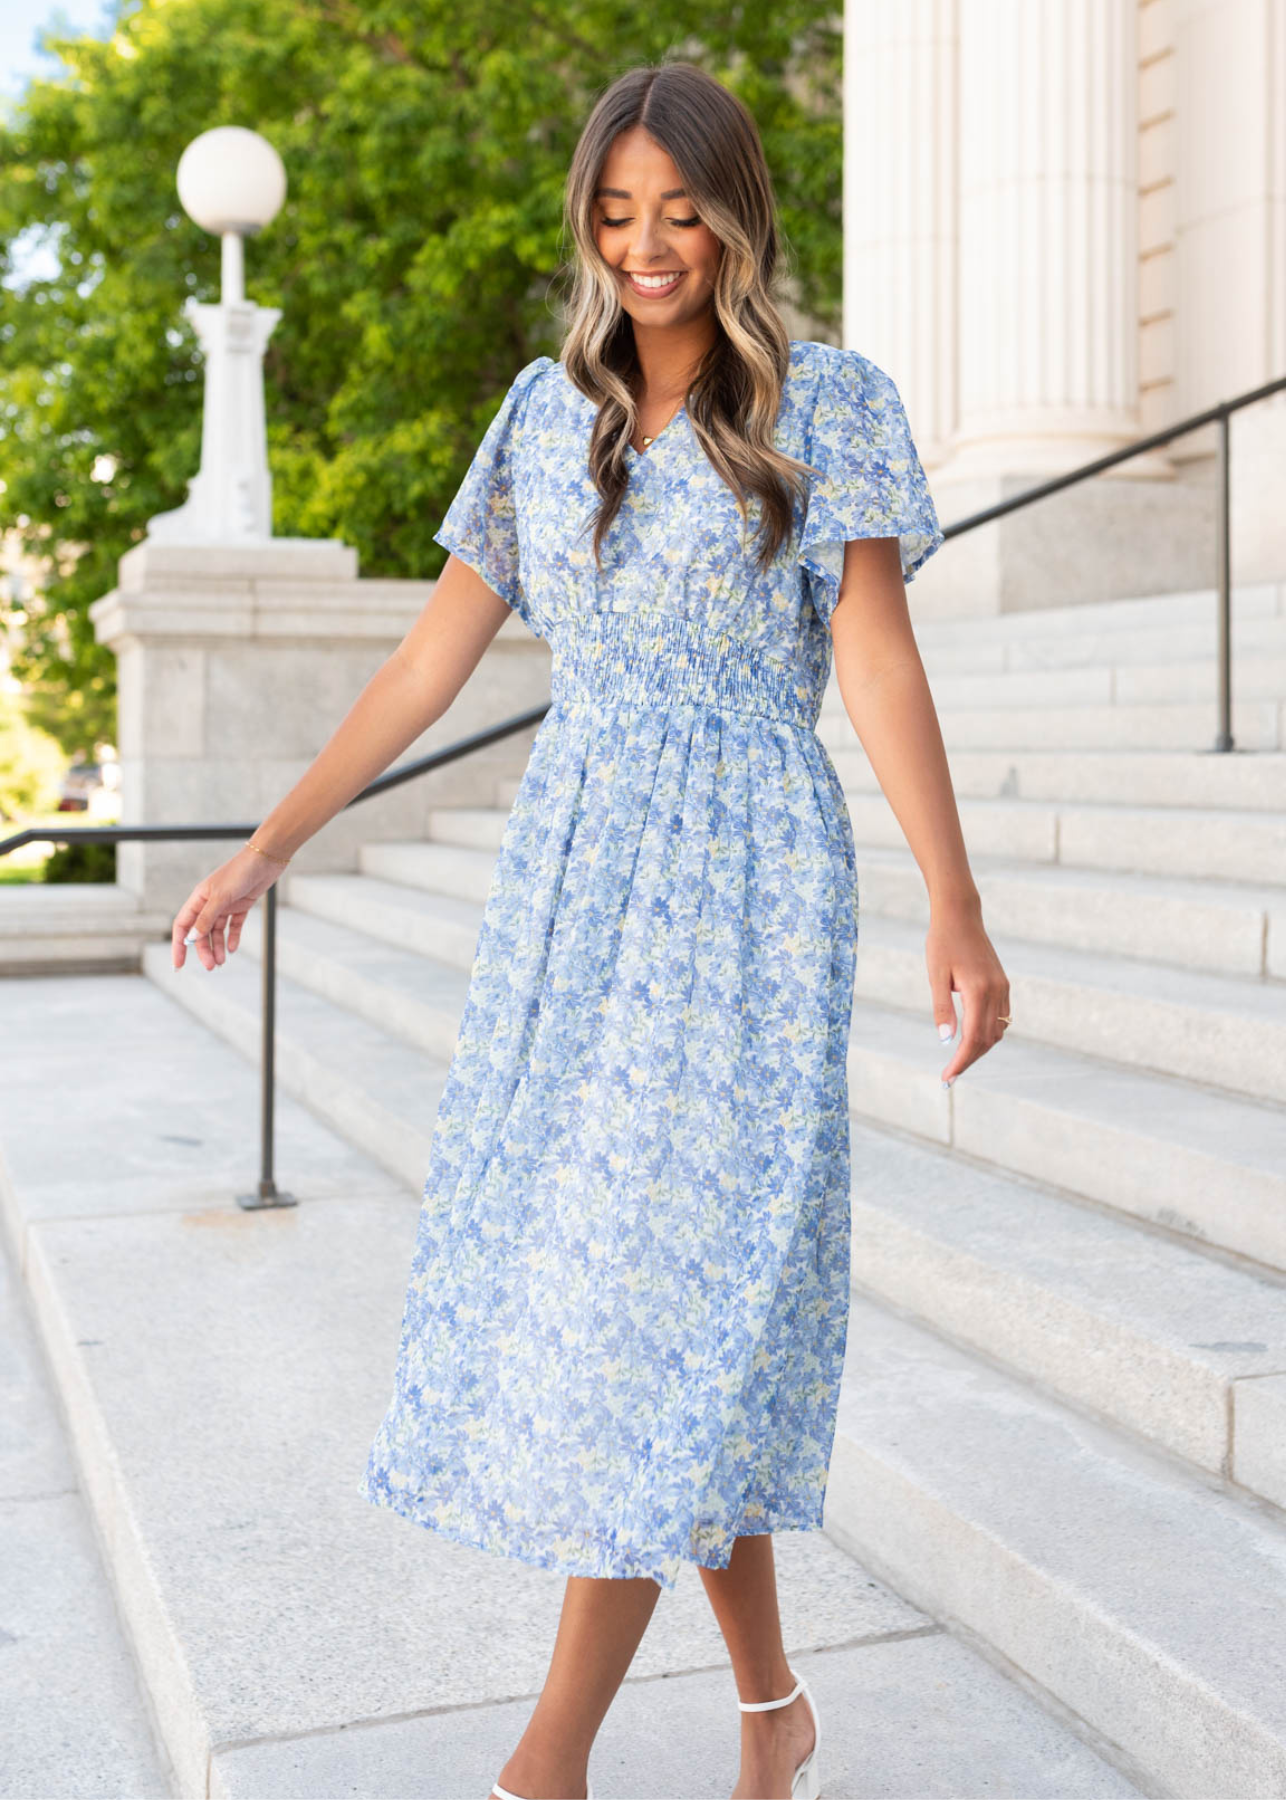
(245, 838), (292, 865)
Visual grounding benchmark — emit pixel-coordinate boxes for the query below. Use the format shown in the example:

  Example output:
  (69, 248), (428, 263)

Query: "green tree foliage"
(0, 0), (842, 749)
(0, 692), (66, 817)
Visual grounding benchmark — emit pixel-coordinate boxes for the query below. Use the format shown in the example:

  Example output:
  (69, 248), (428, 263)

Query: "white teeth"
(631, 271), (683, 289)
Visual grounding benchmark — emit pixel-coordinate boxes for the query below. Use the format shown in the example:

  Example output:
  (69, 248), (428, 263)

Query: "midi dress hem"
(357, 1464), (829, 1590)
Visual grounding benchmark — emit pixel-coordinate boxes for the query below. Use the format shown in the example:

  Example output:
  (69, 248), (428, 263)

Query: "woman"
(172, 59), (1010, 1800)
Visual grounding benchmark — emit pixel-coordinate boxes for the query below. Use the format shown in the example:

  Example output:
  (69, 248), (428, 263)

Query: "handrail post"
(238, 881), (296, 1209)
(1213, 407), (1234, 752)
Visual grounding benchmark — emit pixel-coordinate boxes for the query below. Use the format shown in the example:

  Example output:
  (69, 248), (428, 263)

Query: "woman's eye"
(600, 216), (701, 229)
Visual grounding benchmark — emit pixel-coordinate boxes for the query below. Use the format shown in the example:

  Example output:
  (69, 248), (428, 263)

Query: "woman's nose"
(629, 218), (668, 260)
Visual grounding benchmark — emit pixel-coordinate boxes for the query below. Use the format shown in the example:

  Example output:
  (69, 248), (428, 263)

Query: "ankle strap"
(738, 1674), (803, 1712)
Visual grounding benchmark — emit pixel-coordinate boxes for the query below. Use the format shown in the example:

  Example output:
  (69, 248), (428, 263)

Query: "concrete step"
(0, 880), (171, 976)
(279, 871), (482, 972)
(847, 999), (1286, 1277)
(819, 649), (1286, 712)
(901, 579), (1283, 648)
(818, 696), (1282, 753)
(496, 748), (1286, 814)
(238, 903), (468, 1062)
(426, 804), (509, 851)
(844, 791), (1286, 888)
(359, 835), (497, 904)
(286, 857), (1286, 1106)
(844, 1119), (1286, 1499)
(903, 612), (1286, 677)
(853, 844), (1286, 978)
(141, 941), (443, 1191)
(0, 1206), (174, 1798)
(857, 912), (1286, 1105)
(825, 1298), (1286, 1800)
(423, 795), (1282, 957)
(831, 745), (1286, 810)
(211, 1636), (1144, 1798)
(450, 781), (1286, 891)
(306, 830), (1286, 979)
(0, 974), (1143, 1800)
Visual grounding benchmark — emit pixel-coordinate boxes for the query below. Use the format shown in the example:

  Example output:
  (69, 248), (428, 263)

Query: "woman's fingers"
(927, 919), (1010, 1086)
(941, 975), (1012, 1082)
(226, 908), (243, 957)
(172, 887), (213, 969)
(173, 883), (235, 970)
(171, 850), (282, 970)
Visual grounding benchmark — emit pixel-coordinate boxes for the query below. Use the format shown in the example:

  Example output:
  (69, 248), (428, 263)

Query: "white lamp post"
(146, 126), (288, 544)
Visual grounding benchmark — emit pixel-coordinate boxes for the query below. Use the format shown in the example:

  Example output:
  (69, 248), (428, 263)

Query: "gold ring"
(997, 1015), (1012, 1024)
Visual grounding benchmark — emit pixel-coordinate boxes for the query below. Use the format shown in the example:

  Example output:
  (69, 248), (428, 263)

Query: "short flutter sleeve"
(433, 355), (553, 633)
(797, 346), (944, 626)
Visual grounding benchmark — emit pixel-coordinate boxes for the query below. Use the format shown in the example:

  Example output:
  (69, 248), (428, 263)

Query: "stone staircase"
(137, 580), (1286, 1796)
(0, 583), (1253, 1792)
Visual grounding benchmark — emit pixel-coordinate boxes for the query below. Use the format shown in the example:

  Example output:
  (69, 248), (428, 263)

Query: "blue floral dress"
(359, 338), (943, 1589)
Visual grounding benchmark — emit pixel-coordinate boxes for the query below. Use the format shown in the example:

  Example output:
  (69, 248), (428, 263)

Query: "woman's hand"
(170, 845), (290, 972)
(926, 902), (1011, 1087)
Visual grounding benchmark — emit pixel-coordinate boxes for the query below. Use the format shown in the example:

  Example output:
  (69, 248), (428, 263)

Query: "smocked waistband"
(547, 611), (821, 729)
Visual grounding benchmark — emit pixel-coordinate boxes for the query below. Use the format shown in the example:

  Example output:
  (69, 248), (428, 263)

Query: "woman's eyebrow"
(593, 186), (688, 200)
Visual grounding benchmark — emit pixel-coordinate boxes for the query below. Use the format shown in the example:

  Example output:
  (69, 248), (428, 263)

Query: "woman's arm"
(829, 536), (1010, 1084)
(171, 554), (513, 970)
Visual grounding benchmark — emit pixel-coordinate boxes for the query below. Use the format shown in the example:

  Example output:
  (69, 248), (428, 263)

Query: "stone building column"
(841, 1), (956, 467)
(842, 0), (1207, 613)
(1180, 0), (1286, 581)
(952, 0), (1147, 478)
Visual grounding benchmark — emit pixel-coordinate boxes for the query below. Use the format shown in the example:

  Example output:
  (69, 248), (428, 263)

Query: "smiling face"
(592, 124), (722, 333)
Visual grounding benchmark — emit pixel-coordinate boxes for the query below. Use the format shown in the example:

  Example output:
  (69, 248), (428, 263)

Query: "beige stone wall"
(90, 540), (551, 913)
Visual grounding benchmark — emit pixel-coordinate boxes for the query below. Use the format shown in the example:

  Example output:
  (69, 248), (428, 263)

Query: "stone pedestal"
(910, 468), (1220, 619)
(88, 539), (550, 916)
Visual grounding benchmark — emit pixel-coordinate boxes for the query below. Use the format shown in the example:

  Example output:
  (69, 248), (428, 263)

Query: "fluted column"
(841, 0), (956, 465)
(841, 0), (1200, 613)
(1203, 0), (1286, 579)
(952, 0), (1146, 476)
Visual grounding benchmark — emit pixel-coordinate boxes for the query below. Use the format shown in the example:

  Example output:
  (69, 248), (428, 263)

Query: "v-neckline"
(558, 367), (691, 464)
(625, 404), (688, 464)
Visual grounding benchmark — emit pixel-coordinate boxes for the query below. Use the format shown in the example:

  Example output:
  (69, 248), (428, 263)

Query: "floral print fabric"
(359, 339), (943, 1588)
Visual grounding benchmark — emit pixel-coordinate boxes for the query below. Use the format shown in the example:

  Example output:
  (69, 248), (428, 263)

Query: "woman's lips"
(623, 269), (687, 299)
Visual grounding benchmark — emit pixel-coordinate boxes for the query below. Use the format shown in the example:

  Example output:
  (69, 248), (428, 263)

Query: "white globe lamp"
(146, 127), (289, 543)
(176, 127), (287, 303)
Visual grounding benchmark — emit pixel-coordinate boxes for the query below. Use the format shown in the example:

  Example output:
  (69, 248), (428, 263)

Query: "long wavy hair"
(557, 61), (816, 574)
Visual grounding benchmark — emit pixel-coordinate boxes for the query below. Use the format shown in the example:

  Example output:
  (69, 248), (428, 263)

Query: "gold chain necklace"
(636, 395), (686, 450)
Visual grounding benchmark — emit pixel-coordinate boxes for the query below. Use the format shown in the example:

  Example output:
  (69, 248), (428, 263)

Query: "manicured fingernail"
(941, 1077), (954, 1089)
(938, 1023), (954, 1041)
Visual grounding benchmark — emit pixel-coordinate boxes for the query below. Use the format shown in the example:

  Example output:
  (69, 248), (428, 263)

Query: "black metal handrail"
(3, 369), (1282, 1205)
(934, 366), (1286, 754)
(0, 702), (550, 1209)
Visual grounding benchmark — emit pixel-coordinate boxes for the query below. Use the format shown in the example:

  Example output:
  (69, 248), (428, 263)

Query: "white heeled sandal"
(490, 1782), (594, 1800)
(738, 1666), (821, 1799)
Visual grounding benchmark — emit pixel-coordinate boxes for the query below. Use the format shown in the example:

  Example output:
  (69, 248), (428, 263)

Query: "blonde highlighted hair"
(555, 61), (815, 573)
